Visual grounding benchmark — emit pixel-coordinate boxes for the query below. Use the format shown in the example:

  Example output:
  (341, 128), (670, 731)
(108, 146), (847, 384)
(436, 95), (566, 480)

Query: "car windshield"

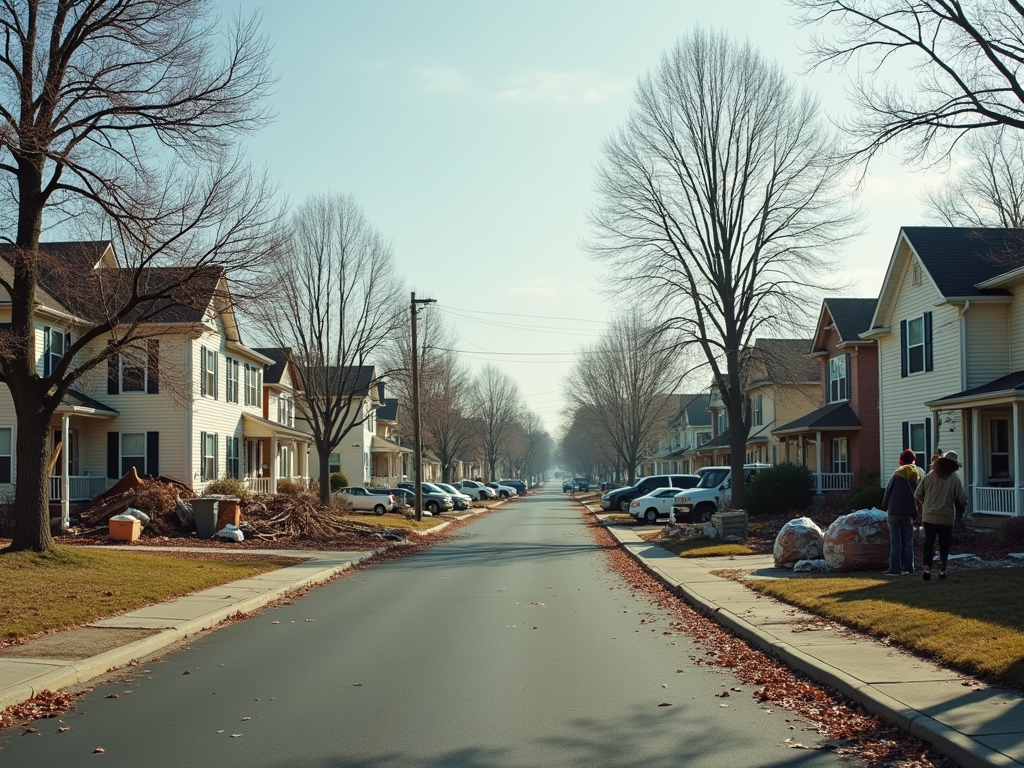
(695, 469), (730, 489)
(437, 484), (458, 494)
(422, 483), (442, 493)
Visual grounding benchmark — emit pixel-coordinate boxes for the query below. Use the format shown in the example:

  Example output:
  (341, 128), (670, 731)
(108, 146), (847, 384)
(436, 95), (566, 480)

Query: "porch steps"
(965, 513), (1012, 531)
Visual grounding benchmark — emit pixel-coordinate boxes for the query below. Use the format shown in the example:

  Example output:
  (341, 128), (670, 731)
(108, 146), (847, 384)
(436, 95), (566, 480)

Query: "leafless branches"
(469, 364), (523, 481)
(793, 0), (1024, 166)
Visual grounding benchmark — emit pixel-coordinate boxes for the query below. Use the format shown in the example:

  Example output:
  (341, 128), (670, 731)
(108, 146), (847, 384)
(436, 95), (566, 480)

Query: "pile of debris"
(240, 493), (385, 542)
(74, 468), (194, 537)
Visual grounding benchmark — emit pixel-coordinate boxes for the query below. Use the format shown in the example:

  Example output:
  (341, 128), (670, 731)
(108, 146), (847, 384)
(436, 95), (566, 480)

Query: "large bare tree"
(0, 1), (279, 552)
(469, 364), (522, 482)
(923, 127), (1024, 227)
(794, 0), (1024, 165)
(588, 30), (858, 508)
(258, 193), (405, 504)
(564, 312), (681, 486)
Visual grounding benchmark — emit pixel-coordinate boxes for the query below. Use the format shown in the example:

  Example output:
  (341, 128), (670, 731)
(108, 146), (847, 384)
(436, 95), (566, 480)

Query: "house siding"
(850, 345), (880, 476)
(963, 302), (1010, 389)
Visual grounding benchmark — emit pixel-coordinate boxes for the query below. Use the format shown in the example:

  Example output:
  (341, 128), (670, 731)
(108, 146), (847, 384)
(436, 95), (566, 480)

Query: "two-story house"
(773, 299), (880, 494)
(0, 241), (308, 527)
(369, 396), (411, 486)
(642, 393), (712, 475)
(864, 227), (1024, 518)
(251, 348), (312, 494)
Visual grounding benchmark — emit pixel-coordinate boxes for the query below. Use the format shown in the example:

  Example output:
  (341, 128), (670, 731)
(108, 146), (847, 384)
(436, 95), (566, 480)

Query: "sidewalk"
(606, 523), (1024, 768)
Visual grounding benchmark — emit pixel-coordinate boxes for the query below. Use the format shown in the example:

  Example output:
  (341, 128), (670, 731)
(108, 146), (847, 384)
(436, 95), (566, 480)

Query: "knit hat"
(898, 449), (917, 466)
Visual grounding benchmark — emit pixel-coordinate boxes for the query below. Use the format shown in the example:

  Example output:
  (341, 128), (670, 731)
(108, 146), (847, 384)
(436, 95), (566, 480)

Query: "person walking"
(880, 448), (921, 575)
(914, 451), (968, 581)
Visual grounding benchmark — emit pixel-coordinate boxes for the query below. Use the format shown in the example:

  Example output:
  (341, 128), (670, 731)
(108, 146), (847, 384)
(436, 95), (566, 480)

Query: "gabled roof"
(254, 347), (291, 385)
(670, 393), (711, 428)
(870, 227), (1024, 332)
(305, 365), (379, 399)
(748, 338), (819, 384)
(814, 298), (877, 351)
(773, 402), (862, 435)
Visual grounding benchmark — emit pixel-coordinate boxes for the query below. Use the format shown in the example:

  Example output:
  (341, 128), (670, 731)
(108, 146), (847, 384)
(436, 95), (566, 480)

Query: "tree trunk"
(318, 444), (332, 504)
(9, 396), (55, 552)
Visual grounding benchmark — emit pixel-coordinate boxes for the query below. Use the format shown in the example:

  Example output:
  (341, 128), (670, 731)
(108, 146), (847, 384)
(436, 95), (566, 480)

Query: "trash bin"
(192, 497), (220, 538)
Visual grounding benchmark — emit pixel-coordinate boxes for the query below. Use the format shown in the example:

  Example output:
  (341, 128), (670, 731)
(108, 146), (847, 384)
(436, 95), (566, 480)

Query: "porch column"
(815, 431), (823, 494)
(971, 408), (982, 512)
(61, 415), (70, 529)
(270, 436), (279, 492)
(1015, 402), (1023, 517)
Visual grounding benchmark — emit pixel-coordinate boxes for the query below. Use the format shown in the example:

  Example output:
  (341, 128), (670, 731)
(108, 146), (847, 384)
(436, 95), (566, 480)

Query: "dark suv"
(499, 479), (528, 495)
(600, 474), (700, 512)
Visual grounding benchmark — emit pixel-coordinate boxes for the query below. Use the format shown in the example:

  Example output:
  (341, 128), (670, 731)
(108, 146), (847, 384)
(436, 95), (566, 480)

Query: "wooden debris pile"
(75, 468), (194, 536)
(240, 493), (382, 544)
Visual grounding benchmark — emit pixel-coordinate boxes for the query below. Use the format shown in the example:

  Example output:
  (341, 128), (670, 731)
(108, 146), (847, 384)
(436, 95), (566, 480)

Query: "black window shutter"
(213, 352), (219, 399)
(825, 357), (832, 401)
(200, 347), (207, 397)
(844, 353), (851, 400)
(925, 418), (933, 460)
(146, 432), (159, 477)
(200, 431), (208, 481)
(147, 339), (160, 394)
(107, 432), (119, 479)
(42, 326), (51, 376)
(901, 421), (910, 451)
(900, 320), (908, 378)
(107, 343), (119, 395)
(923, 312), (933, 372)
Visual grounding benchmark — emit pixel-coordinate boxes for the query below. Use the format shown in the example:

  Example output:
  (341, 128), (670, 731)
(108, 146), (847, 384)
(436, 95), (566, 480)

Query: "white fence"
(48, 475), (109, 502)
(971, 485), (1017, 516)
(816, 472), (853, 492)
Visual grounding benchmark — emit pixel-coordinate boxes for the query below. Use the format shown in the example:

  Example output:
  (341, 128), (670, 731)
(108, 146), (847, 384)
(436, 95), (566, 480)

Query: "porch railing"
(370, 476), (402, 488)
(971, 485), (1018, 516)
(816, 472), (853, 492)
(48, 475), (109, 502)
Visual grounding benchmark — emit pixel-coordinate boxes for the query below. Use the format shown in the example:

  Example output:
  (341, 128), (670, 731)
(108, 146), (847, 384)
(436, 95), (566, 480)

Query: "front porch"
(773, 402), (862, 494)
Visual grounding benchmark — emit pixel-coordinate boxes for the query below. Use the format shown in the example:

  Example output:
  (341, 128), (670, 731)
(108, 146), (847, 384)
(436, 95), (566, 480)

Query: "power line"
(437, 306), (605, 324)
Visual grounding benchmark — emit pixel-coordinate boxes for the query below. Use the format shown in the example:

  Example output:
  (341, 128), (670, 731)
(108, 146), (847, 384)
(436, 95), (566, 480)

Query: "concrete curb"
(598, 516), (1021, 768)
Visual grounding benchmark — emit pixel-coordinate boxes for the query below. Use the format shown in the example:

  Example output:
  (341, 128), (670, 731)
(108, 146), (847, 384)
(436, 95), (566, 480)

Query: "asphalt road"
(0, 486), (855, 768)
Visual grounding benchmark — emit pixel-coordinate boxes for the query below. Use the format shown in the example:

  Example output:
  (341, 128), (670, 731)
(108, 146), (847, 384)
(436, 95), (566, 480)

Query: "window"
(697, 432), (711, 446)
(717, 411), (728, 434)
(831, 438), (848, 474)
(750, 395), (763, 427)
(990, 419), (1010, 479)
(120, 347), (147, 392)
(278, 446), (290, 478)
(329, 452), (342, 474)
(226, 435), (240, 479)
(0, 427), (11, 483)
(121, 433), (146, 476)
(43, 327), (68, 376)
(828, 355), (849, 403)
(225, 357), (239, 403)
(200, 347), (218, 399)
(200, 431), (217, 481)
(911, 261), (922, 286)
(901, 313), (932, 376)
(277, 395), (293, 426)
(902, 419), (932, 469)
(244, 363), (261, 407)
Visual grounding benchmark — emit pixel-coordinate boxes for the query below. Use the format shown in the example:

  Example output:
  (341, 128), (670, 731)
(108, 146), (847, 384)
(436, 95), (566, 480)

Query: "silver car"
(337, 486), (396, 516)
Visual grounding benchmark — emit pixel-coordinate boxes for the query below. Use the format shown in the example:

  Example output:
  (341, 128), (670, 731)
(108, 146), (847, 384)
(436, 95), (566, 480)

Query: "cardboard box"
(109, 518), (141, 542)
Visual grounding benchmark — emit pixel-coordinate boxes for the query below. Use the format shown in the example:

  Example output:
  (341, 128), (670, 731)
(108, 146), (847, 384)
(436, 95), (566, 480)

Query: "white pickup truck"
(671, 464), (771, 522)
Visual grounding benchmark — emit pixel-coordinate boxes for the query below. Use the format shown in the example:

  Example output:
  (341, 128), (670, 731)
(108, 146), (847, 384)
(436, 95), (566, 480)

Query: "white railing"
(370, 476), (401, 488)
(816, 472), (854, 492)
(48, 475), (109, 502)
(971, 485), (1018, 516)
(244, 477), (273, 495)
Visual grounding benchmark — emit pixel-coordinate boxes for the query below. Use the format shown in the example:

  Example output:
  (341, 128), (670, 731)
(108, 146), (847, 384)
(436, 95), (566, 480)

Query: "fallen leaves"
(0, 689), (80, 730)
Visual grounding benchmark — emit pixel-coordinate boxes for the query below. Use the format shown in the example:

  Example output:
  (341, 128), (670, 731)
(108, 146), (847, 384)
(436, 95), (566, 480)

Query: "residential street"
(0, 487), (853, 768)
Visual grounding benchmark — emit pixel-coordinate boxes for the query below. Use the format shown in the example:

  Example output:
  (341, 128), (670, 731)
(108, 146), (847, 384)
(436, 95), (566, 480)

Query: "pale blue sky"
(221, 0), (939, 434)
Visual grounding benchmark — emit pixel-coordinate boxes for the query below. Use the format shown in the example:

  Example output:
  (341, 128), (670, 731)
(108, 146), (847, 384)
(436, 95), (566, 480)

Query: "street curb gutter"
(601, 522), (1016, 768)
(0, 550), (377, 712)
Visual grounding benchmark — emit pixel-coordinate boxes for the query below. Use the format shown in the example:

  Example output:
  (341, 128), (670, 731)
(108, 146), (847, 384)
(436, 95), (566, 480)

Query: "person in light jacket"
(914, 451), (968, 581)
(880, 448), (921, 575)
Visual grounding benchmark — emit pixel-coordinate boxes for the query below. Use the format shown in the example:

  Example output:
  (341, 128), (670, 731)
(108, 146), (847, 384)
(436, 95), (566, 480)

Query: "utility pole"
(411, 292), (436, 521)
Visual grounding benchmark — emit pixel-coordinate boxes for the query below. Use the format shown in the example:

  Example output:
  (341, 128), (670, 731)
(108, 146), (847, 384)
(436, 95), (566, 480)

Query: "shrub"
(842, 468), (884, 511)
(202, 477), (249, 500)
(276, 478), (301, 496)
(329, 472), (349, 492)
(745, 463), (815, 516)
(997, 516), (1024, 546)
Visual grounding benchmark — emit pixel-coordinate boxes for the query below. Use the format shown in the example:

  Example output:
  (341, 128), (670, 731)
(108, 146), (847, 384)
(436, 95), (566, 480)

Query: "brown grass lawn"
(345, 513), (447, 530)
(660, 536), (757, 558)
(0, 546), (293, 641)
(746, 568), (1024, 689)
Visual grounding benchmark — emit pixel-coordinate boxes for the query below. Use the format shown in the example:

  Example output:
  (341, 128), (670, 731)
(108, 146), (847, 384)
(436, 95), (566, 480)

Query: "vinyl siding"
(878, 272), (964, 467)
(963, 302), (1010, 388)
(1007, 282), (1024, 371)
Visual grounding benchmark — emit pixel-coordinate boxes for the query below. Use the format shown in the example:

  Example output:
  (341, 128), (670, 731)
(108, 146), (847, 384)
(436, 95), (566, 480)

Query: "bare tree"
(794, 0), (1024, 165)
(564, 313), (681, 486)
(503, 410), (548, 482)
(588, 30), (857, 508)
(559, 405), (621, 481)
(258, 194), (405, 504)
(469, 364), (522, 482)
(0, 1), (279, 552)
(923, 127), (1024, 227)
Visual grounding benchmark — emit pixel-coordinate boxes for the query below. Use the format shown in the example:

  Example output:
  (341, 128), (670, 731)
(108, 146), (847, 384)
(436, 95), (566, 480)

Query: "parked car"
(434, 482), (473, 510)
(455, 480), (497, 500)
(562, 478), (575, 493)
(397, 482), (456, 515)
(671, 464), (772, 522)
(487, 481), (518, 499)
(337, 486), (396, 516)
(601, 474), (702, 513)
(629, 486), (699, 525)
(572, 477), (590, 492)
(499, 479), (528, 495)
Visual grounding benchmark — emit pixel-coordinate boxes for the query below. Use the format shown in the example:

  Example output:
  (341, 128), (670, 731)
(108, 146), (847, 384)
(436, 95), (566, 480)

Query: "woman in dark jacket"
(880, 448), (921, 575)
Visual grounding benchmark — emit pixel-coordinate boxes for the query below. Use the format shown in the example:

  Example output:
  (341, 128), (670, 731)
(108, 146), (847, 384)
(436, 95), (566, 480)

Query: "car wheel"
(373, 504), (386, 516)
(618, 499), (630, 512)
(644, 508), (659, 525)
(500, 491), (509, 499)
(426, 501), (439, 514)
(696, 503), (716, 523)
(479, 492), (488, 501)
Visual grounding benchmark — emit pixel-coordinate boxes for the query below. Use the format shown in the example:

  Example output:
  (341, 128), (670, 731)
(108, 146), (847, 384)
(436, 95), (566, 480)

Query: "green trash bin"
(192, 498), (220, 538)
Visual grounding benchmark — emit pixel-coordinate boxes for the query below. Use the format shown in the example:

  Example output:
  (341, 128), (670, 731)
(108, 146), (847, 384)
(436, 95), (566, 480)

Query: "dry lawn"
(660, 536), (757, 558)
(345, 513), (446, 531)
(746, 568), (1024, 689)
(0, 546), (292, 641)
